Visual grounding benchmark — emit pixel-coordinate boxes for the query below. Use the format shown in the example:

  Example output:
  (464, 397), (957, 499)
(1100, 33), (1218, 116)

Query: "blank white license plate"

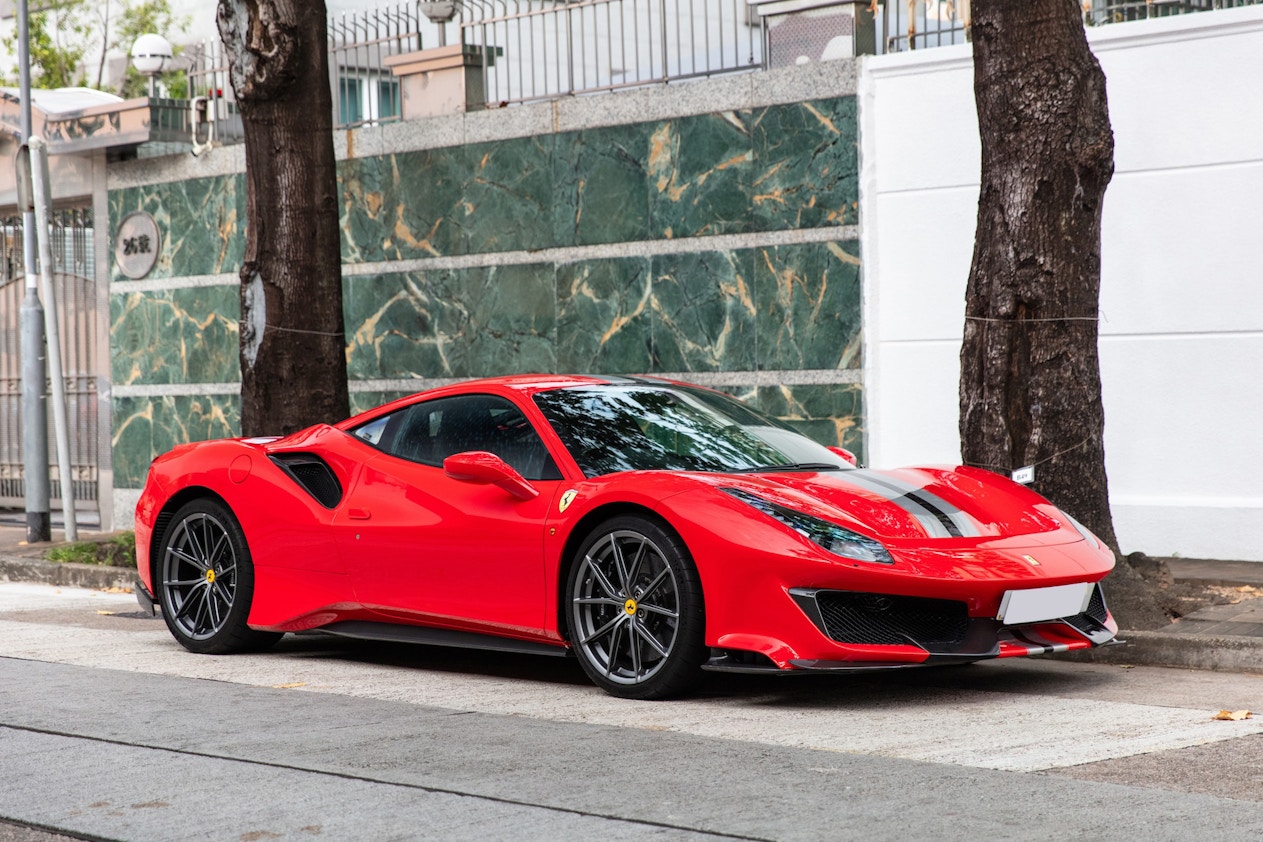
(997, 582), (1092, 625)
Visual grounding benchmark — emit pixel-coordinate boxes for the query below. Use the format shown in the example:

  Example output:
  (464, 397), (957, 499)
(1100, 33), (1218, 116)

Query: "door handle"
(348, 507), (371, 520)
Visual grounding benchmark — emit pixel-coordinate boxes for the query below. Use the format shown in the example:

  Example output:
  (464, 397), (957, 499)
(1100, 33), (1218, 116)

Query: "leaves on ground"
(1212, 709), (1252, 721)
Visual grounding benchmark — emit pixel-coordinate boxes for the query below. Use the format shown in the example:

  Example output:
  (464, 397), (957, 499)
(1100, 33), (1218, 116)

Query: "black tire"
(157, 498), (282, 655)
(565, 515), (706, 699)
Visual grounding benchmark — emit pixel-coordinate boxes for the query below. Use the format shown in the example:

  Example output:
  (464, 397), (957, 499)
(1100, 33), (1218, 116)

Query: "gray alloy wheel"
(158, 499), (281, 655)
(566, 516), (705, 699)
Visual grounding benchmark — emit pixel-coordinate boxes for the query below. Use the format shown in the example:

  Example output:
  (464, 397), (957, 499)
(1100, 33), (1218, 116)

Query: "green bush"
(46, 531), (136, 568)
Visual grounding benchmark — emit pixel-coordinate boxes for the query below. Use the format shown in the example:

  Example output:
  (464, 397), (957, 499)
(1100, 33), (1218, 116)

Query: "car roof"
(458, 373), (686, 394)
(335, 374), (690, 429)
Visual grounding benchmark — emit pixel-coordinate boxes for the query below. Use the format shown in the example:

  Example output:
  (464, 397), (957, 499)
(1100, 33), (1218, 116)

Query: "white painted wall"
(860, 6), (1263, 561)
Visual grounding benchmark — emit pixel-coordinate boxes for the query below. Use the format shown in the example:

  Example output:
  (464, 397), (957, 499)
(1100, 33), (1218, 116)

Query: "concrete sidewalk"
(1, 522), (1260, 675)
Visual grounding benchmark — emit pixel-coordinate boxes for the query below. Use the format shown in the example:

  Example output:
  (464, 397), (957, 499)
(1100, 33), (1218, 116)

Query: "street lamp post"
(16, 0), (50, 543)
(131, 33), (174, 97)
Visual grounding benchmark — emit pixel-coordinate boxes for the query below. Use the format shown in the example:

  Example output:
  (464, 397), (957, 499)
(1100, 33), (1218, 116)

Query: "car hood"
(694, 465), (1075, 546)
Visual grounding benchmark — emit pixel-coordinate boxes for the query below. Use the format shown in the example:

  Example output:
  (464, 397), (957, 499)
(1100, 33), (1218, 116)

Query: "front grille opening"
(1085, 583), (1108, 623)
(1063, 583), (1112, 638)
(270, 454), (342, 508)
(815, 591), (970, 649)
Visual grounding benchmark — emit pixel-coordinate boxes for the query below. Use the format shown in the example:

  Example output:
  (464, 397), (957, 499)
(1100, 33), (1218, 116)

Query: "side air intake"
(269, 454), (342, 508)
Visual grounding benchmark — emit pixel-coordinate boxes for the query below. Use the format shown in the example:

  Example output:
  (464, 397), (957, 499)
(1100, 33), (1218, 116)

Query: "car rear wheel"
(566, 515), (706, 699)
(157, 498), (281, 654)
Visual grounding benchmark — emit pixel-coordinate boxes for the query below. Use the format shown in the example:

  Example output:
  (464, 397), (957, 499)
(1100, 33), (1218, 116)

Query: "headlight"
(723, 488), (893, 564)
(1060, 510), (1101, 546)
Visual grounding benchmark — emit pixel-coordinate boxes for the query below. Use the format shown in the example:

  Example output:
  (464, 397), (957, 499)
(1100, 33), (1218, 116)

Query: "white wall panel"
(862, 5), (1263, 560)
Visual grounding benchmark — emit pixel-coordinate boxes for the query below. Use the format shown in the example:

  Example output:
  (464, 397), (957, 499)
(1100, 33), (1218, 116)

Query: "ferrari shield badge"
(559, 489), (578, 513)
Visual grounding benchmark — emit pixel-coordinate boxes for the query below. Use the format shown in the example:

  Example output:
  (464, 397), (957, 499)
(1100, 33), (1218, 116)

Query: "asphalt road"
(2, 583), (1262, 841)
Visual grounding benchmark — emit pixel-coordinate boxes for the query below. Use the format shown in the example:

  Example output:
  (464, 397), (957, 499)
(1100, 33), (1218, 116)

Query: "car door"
(334, 393), (564, 637)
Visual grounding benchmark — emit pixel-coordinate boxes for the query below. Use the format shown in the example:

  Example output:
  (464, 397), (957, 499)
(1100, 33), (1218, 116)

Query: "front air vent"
(813, 591), (970, 649)
(269, 453), (342, 509)
(1063, 584), (1113, 642)
(1084, 583), (1109, 624)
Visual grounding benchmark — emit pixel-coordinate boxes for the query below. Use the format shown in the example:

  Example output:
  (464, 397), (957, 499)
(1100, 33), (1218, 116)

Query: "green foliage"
(46, 531), (137, 568)
(2, 0), (189, 94)
(2, 1), (93, 88)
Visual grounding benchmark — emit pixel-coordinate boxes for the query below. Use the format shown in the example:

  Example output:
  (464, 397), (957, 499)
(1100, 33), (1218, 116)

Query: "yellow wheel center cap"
(205, 569), (216, 584)
(624, 598), (638, 616)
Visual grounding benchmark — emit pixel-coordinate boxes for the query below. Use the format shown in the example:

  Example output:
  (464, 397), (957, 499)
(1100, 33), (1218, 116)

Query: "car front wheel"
(566, 515), (706, 699)
(157, 498), (281, 654)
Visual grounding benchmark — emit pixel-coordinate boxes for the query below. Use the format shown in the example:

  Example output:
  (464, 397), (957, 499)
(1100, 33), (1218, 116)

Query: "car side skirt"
(312, 621), (573, 658)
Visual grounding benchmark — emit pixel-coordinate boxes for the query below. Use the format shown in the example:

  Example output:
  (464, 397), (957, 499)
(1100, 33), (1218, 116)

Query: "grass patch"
(46, 531), (136, 568)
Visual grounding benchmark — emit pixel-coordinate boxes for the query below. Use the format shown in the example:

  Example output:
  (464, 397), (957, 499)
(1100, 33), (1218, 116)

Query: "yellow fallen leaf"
(95, 610), (117, 616)
(273, 682), (307, 690)
(1212, 710), (1252, 721)
(99, 586), (132, 594)
(1236, 585), (1258, 593)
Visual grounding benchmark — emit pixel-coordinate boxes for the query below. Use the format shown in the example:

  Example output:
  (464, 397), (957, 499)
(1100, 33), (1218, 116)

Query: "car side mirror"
(827, 446), (859, 466)
(443, 451), (539, 501)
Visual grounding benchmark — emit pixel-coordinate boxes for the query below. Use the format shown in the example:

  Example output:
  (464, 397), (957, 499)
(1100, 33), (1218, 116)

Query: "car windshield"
(533, 384), (855, 477)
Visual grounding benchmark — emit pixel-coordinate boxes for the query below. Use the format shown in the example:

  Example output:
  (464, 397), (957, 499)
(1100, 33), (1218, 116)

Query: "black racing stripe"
(903, 491), (964, 538)
(840, 472), (967, 538)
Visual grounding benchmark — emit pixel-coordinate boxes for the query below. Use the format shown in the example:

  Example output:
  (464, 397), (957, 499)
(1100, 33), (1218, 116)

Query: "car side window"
(353, 394), (562, 482)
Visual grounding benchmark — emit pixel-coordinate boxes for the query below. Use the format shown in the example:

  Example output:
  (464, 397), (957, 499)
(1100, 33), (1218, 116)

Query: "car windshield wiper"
(731, 462), (844, 473)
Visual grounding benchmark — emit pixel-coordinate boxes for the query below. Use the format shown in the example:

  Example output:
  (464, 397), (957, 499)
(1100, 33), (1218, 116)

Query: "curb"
(0, 556), (136, 592)
(1055, 630), (1263, 675)
(2, 555), (1259, 676)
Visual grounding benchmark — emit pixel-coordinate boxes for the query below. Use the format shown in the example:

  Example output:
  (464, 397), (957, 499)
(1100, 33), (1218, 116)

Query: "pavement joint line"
(0, 722), (773, 842)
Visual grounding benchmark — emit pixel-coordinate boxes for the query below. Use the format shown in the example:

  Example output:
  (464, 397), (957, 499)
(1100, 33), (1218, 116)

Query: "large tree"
(960, 0), (1166, 628)
(217, 0), (349, 436)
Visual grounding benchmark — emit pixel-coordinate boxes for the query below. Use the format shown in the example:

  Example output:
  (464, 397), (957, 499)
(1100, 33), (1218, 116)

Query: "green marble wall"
(336, 96), (858, 260)
(109, 95), (864, 486)
(111, 394), (240, 488)
(108, 175), (246, 282)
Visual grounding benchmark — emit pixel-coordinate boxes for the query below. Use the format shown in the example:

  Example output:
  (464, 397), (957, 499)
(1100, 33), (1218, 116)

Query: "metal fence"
(186, 2), (424, 137)
(880, 0), (1262, 52)
(177, 0), (1263, 139)
(0, 210), (100, 512)
(460, 0), (766, 107)
(1084, 0), (1258, 25)
(185, 1), (765, 137)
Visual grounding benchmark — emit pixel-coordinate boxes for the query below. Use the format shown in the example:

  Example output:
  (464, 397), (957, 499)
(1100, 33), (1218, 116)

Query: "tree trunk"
(961, 0), (1166, 628)
(217, 0), (349, 436)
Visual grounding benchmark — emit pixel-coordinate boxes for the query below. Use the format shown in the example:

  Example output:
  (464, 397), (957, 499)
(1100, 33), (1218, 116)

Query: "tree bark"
(961, 0), (1166, 628)
(218, 0), (349, 436)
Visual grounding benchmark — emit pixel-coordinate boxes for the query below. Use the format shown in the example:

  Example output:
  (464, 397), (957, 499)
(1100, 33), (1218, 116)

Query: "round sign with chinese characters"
(114, 211), (161, 279)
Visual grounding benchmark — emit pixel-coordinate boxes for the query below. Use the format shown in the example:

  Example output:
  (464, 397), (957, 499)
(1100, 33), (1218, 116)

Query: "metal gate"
(0, 209), (99, 513)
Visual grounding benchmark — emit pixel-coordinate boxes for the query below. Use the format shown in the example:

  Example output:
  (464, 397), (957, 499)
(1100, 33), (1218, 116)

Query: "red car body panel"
(135, 374), (1117, 673)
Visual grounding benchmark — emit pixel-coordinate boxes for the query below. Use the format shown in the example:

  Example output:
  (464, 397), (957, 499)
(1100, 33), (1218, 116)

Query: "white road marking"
(3, 582), (1260, 774)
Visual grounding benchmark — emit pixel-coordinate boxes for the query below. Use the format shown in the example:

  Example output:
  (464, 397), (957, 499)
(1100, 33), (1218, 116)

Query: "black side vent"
(151, 510), (174, 566)
(814, 591), (970, 649)
(269, 454), (343, 508)
(1085, 583), (1109, 624)
(1063, 584), (1113, 643)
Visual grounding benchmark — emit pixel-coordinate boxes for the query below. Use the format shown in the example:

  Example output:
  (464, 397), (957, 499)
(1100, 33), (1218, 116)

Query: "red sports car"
(134, 375), (1117, 699)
